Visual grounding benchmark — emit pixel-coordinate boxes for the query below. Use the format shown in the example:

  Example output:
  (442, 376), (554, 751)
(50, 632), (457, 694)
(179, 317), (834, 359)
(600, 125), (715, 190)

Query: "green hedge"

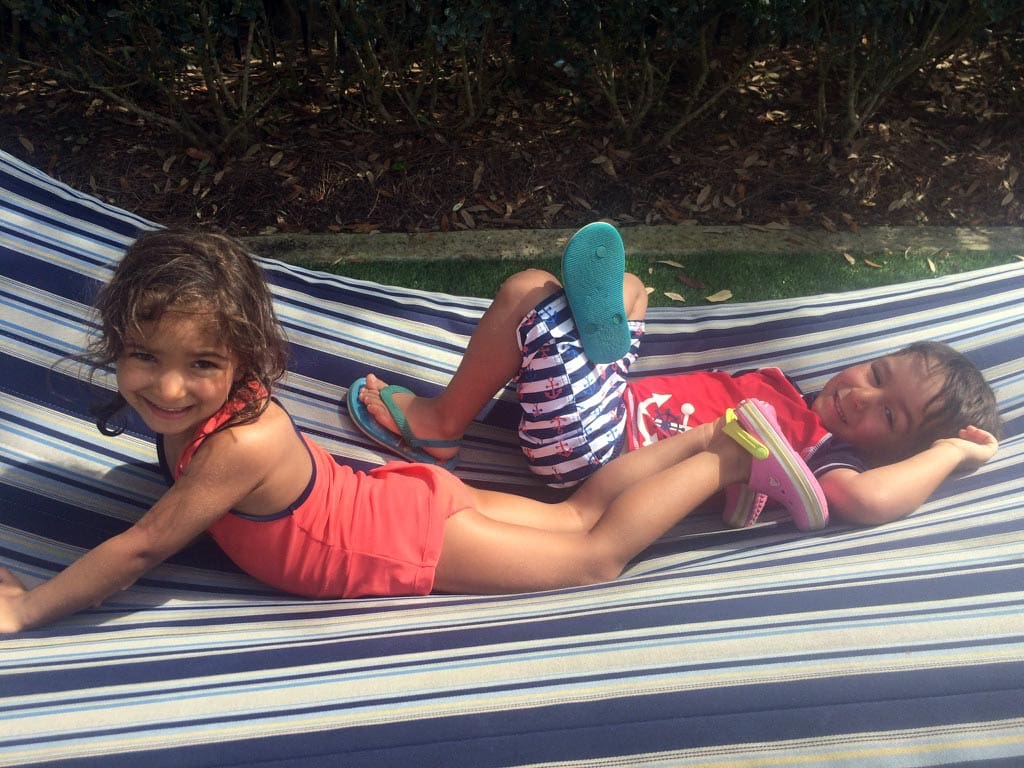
(3, 0), (1020, 152)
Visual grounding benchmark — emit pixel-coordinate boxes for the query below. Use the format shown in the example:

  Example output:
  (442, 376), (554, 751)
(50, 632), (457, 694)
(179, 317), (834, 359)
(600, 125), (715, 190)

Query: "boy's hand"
(0, 566), (28, 634)
(935, 425), (998, 473)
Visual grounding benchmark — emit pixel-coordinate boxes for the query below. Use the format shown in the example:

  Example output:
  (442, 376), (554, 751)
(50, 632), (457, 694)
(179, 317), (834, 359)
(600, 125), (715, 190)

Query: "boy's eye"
(870, 363), (881, 385)
(127, 350), (155, 362)
(885, 407), (895, 429)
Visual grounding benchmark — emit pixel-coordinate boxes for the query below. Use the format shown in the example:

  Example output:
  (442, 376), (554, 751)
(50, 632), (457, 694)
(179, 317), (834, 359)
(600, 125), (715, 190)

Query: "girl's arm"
(0, 521), (193, 632)
(819, 425), (999, 526)
(0, 430), (269, 633)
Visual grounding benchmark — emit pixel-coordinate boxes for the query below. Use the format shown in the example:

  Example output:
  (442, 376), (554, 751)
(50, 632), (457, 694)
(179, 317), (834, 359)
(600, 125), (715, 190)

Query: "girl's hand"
(0, 566), (28, 634)
(935, 425), (999, 473)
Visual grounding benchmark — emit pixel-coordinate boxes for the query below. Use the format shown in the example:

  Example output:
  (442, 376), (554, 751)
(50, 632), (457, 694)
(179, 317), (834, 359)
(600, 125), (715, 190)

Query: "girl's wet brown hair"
(85, 228), (289, 434)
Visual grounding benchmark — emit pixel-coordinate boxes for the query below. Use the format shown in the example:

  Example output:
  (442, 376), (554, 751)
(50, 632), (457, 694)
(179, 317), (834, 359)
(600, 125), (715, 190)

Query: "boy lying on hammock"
(351, 222), (1001, 529)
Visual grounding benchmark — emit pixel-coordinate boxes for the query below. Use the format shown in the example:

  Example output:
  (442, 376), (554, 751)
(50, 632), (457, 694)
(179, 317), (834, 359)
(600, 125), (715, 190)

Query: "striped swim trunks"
(515, 290), (644, 487)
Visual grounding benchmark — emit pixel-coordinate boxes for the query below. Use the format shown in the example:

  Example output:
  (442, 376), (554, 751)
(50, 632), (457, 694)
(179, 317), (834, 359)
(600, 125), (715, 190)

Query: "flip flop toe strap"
(379, 385), (461, 449)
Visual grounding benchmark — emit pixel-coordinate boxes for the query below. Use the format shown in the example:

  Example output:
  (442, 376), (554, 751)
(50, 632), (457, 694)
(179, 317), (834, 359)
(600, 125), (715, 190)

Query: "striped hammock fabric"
(2, 149), (1023, 766)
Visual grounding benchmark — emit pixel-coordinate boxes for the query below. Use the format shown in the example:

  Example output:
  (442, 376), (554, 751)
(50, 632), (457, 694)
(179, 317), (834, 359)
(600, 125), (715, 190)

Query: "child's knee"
(624, 273), (648, 320)
(497, 269), (562, 313)
(501, 268), (559, 295)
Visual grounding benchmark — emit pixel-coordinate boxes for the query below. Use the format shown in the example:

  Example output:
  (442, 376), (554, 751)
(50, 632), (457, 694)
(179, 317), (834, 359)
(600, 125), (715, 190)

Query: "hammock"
(2, 149), (1022, 766)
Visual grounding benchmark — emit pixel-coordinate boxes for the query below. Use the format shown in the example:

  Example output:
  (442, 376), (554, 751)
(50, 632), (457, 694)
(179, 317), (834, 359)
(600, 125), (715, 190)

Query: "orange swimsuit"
(164, 390), (474, 598)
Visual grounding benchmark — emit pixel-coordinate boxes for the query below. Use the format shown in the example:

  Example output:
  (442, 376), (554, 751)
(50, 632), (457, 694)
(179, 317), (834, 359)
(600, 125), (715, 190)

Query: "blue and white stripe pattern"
(2, 149), (1023, 766)
(515, 290), (643, 487)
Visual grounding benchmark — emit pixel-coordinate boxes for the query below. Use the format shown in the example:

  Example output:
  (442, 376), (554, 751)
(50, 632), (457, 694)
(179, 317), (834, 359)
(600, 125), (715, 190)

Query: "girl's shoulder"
(208, 399), (298, 454)
(187, 399), (312, 515)
(175, 398), (300, 478)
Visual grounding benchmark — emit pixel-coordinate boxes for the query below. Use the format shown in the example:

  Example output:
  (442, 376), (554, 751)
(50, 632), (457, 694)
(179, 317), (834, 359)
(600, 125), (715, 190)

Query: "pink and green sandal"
(722, 483), (768, 528)
(722, 399), (829, 531)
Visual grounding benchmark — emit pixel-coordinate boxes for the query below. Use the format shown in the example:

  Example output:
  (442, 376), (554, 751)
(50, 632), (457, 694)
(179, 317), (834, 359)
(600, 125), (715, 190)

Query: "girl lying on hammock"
(352, 222), (1001, 528)
(0, 226), (999, 633)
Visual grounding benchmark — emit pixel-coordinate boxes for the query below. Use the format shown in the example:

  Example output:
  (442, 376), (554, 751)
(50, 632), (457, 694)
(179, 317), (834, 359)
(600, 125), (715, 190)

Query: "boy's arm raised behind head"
(819, 426), (999, 526)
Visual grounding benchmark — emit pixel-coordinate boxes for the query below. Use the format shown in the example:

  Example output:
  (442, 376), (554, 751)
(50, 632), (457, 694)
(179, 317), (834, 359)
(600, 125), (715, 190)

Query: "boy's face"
(812, 353), (944, 463)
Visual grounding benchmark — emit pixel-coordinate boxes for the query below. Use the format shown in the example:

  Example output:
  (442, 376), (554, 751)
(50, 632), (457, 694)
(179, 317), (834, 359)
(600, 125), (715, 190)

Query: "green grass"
(307, 252), (1018, 306)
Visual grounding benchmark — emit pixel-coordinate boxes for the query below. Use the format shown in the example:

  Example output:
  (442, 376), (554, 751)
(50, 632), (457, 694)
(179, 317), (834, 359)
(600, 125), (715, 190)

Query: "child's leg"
(358, 268), (648, 464)
(433, 420), (751, 593)
(359, 268), (562, 461)
(434, 399), (829, 593)
(473, 419), (720, 532)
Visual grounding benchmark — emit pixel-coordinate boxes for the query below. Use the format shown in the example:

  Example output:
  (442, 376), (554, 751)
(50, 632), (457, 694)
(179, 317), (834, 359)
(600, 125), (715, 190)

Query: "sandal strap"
(723, 408), (770, 459)
(379, 385), (461, 449)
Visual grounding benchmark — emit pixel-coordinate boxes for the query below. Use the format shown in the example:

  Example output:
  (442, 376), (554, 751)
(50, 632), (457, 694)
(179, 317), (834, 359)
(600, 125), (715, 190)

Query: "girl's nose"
(155, 369), (187, 401)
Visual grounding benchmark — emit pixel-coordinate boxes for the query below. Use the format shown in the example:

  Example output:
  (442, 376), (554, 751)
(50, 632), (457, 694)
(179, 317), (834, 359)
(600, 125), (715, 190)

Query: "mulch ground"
(3, 45), (1022, 237)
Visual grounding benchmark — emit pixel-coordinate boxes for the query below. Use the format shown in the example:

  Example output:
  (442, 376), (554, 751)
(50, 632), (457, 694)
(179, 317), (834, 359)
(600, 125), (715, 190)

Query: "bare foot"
(358, 373), (461, 463)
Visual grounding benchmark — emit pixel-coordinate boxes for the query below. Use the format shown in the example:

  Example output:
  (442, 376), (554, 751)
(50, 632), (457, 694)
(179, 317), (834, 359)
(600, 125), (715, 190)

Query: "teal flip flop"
(561, 221), (630, 363)
(346, 377), (460, 469)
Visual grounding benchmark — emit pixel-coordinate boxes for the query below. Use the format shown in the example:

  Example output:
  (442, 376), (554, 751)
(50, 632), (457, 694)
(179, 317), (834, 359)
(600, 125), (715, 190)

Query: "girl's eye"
(870, 363), (881, 385)
(128, 351), (155, 362)
(885, 407), (895, 429)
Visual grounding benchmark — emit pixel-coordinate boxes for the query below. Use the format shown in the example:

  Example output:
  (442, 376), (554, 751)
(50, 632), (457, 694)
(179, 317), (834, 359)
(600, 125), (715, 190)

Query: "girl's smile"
(116, 311), (240, 439)
(139, 399), (195, 422)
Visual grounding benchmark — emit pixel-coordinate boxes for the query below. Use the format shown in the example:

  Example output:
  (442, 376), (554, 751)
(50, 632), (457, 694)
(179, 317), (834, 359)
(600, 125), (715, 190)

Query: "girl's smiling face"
(116, 310), (240, 439)
(812, 353), (944, 463)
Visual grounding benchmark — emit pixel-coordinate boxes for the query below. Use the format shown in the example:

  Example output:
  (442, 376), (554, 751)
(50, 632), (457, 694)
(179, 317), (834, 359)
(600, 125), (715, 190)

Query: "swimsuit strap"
(174, 379), (268, 479)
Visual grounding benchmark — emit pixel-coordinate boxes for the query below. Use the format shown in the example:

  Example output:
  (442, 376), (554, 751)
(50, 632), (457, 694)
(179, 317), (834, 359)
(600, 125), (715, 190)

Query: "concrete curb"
(242, 225), (1024, 264)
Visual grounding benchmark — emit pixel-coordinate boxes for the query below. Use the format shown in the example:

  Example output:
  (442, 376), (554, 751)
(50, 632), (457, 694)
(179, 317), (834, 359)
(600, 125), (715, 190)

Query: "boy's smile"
(116, 311), (240, 439)
(813, 353), (944, 462)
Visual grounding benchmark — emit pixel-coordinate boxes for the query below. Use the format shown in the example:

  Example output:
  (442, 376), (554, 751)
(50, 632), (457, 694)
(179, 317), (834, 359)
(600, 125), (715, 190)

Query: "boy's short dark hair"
(897, 341), (1002, 452)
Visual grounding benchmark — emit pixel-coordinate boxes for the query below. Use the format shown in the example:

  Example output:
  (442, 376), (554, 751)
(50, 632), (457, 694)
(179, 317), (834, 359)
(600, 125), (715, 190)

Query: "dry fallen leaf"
(705, 289), (733, 303)
(18, 136), (34, 154)
(863, 259), (884, 269)
(843, 253), (856, 265)
(269, 151), (284, 168)
(677, 274), (706, 290)
(543, 203), (564, 220)
(656, 259), (686, 269)
(664, 291), (686, 302)
(186, 147), (212, 162)
(927, 258), (937, 273)
(347, 222), (380, 234)
(645, 286), (655, 294)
